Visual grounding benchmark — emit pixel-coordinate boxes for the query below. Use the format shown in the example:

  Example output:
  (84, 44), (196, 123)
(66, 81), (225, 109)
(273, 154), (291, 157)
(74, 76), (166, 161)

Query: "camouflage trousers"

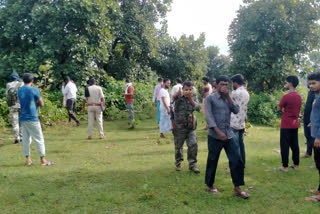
(10, 107), (22, 141)
(173, 128), (198, 168)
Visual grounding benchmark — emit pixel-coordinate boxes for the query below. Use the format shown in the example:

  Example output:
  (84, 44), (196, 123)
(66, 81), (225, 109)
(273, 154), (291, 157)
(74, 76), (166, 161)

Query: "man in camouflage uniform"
(172, 81), (201, 173)
(6, 72), (24, 144)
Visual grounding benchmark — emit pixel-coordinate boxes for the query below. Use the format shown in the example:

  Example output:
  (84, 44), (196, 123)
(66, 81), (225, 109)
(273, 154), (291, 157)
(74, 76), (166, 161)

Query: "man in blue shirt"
(18, 73), (54, 166)
(305, 72), (320, 202)
(302, 89), (315, 158)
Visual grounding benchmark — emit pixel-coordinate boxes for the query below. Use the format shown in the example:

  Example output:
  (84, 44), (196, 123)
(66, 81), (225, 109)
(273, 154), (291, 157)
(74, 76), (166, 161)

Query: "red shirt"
(125, 85), (134, 104)
(279, 91), (302, 129)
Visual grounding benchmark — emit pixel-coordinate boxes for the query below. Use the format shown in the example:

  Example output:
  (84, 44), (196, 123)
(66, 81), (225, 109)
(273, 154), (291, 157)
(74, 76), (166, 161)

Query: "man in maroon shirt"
(122, 79), (134, 126)
(276, 76), (302, 172)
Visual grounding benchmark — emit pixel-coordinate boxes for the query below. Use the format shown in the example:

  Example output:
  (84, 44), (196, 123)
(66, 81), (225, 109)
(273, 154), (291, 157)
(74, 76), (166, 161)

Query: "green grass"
(0, 113), (319, 213)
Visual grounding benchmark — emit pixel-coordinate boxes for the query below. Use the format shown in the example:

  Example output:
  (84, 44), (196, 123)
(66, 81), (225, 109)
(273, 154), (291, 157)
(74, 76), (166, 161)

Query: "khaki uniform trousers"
(88, 106), (104, 137)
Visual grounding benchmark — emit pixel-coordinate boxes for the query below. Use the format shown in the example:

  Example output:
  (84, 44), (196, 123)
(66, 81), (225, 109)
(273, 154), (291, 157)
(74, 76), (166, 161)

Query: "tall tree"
(206, 46), (231, 80)
(228, 0), (320, 92)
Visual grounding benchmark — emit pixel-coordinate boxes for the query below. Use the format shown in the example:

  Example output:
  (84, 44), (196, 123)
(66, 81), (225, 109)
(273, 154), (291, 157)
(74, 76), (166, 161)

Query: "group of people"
(4, 70), (320, 201)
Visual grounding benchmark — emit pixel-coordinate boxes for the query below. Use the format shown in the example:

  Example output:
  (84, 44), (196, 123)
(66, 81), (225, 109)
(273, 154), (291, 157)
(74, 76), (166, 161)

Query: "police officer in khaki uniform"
(172, 81), (201, 173)
(6, 72), (24, 144)
(82, 78), (105, 140)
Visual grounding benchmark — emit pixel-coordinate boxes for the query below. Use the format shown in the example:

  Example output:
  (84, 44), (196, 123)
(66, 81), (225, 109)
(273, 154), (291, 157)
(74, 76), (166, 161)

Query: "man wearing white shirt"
(171, 78), (183, 101)
(159, 79), (172, 138)
(62, 76), (80, 126)
(152, 78), (163, 126)
(230, 74), (250, 168)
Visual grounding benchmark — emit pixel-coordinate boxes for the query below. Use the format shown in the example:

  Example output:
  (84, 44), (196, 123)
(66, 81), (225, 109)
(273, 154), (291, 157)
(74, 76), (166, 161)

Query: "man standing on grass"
(302, 85), (315, 158)
(159, 78), (172, 138)
(18, 73), (54, 166)
(62, 76), (80, 126)
(305, 72), (320, 202)
(6, 72), (24, 144)
(82, 77), (106, 140)
(153, 78), (163, 126)
(231, 74), (250, 168)
(276, 75), (302, 172)
(122, 79), (135, 127)
(204, 75), (249, 199)
(172, 81), (201, 173)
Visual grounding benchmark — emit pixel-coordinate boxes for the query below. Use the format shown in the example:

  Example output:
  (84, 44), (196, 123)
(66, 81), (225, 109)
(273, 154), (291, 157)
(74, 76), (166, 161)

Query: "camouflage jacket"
(173, 93), (200, 128)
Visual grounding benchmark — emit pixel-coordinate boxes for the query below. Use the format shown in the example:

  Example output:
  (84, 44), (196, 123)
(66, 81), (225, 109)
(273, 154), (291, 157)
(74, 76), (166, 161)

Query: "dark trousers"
(233, 129), (246, 168)
(280, 129), (299, 167)
(66, 98), (79, 123)
(205, 135), (245, 187)
(314, 147), (320, 191)
(303, 122), (314, 156)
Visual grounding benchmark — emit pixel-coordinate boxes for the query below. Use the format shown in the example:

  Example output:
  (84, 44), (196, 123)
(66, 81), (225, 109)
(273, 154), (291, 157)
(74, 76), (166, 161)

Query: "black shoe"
(14, 139), (19, 144)
(76, 122), (80, 126)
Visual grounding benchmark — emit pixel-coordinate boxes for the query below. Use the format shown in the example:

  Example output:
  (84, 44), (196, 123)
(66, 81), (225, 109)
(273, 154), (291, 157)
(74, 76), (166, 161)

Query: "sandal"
(25, 160), (34, 166)
(305, 195), (320, 202)
(207, 187), (220, 195)
(235, 191), (250, 199)
(41, 161), (55, 166)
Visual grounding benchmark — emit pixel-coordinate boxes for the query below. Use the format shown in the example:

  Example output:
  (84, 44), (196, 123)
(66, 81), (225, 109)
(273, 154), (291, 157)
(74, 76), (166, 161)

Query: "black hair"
(88, 77), (96, 86)
(202, 76), (209, 82)
(126, 79), (130, 83)
(231, 74), (245, 85)
(23, 73), (34, 84)
(216, 75), (229, 84)
(163, 78), (170, 83)
(176, 77), (182, 84)
(286, 75), (299, 88)
(307, 72), (320, 81)
(183, 81), (193, 87)
(158, 77), (163, 82)
(64, 76), (71, 83)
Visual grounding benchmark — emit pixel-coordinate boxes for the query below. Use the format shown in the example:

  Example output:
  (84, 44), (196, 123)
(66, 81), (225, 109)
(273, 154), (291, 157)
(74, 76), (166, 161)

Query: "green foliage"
(228, 0), (320, 92)
(206, 46), (231, 80)
(0, 98), (10, 128)
(247, 92), (281, 125)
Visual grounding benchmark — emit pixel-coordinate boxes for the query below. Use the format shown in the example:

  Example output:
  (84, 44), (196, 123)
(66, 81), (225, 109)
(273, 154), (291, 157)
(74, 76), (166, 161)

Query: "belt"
(88, 104), (101, 106)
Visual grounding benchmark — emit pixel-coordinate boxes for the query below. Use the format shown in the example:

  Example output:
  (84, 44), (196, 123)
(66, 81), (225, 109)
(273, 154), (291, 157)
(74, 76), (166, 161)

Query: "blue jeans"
(205, 135), (245, 187)
(233, 129), (246, 168)
(304, 122), (314, 156)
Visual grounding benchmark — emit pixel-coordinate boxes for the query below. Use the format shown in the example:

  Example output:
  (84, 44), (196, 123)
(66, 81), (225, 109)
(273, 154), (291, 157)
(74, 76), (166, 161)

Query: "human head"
(182, 81), (193, 95)
(158, 77), (163, 83)
(176, 77), (182, 84)
(285, 75), (299, 89)
(231, 74), (245, 90)
(307, 72), (320, 93)
(10, 72), (20, 82)
(64, 76), (71, 84)
(216, 75), (229, 93)
(163, 78), (171, 89)
(88, 77), (96, 86)
(202, 76), (209, 85)
(23, 73), (34, 84)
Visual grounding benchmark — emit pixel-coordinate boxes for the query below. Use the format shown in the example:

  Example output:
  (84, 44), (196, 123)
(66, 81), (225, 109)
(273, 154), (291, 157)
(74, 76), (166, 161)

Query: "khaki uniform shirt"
(84, 85), (104, 104)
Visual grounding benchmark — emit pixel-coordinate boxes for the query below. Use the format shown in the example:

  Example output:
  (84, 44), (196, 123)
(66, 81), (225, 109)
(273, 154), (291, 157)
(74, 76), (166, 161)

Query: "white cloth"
(152, 83), (162, 102)
(160, 108), (172, 133)
(21, 121), (45, 157)
(171, 83), (182, 98)
(230, 86), (250, 130)
(125, 83), (132, 94)
(84, 85), (104, 104)
(62, 82), (77, 100)
(159, 88), (170, 110)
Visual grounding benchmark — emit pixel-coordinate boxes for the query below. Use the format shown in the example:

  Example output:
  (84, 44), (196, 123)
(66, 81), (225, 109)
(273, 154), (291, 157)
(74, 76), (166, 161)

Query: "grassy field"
(0, 113), (319, 214)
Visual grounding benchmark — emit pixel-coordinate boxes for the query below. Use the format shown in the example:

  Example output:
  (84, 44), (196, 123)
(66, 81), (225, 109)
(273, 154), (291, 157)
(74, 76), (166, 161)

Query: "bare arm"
(37, 98), (44, 107)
